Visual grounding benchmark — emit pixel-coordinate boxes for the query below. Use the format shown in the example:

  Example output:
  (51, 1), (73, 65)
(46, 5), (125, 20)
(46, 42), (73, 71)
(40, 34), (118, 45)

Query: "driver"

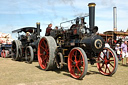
(26, 32), (30, 41)
(45, 23), (52, 36)
(26, 32), (30, 37)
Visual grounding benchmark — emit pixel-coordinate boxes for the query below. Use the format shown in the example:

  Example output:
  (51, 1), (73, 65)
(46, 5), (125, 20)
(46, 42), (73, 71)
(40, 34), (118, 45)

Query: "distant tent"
(126, 28), (128, 32)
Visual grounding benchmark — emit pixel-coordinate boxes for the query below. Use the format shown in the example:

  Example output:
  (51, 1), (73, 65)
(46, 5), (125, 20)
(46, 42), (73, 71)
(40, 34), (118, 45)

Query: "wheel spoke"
(45, 56), (49, 63)
(99, 55), (104, 60)
(77, 60), (83, 67)
(45, 49), (49, 55)
(79, 55), (81, 60)
(42, 57), (45, 63)
(71, 65), (75, 74)
(109, 63), (114, 68)
(105, 64), (107, 73)
(69, 59), (74, 62)
(108, 55), (111, 60)
(40, 53), (43, 56)
(42, 40), (48, 49)
(40, 45), (45, 50)
(76, 65), (82, 74)
(77, 60), (81, 63)
(109, 60), (114, 62)
(106, 65), (111, 73)
(40, 45), (48, 52)
(41, 55), (47, 64)
(74, 51), (77, 61)
(101, 63), (105, 68)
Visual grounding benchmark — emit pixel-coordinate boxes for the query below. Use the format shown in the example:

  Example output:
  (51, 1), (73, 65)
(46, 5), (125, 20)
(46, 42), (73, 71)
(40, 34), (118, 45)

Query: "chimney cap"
(36, 22), (40, 25)
(88, 3), (96, 7)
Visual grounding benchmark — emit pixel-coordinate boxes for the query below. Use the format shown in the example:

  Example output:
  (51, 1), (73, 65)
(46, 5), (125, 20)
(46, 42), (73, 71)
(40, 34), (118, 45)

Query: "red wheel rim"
(1, 51), (3, 58)
(68, 49), (85, 79)
(97, 48), (116, 75)
(38, 38), (49, 70)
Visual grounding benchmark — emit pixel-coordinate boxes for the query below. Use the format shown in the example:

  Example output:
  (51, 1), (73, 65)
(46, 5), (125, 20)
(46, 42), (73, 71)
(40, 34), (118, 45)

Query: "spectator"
(45, 23), (52, 36)
(105, 42), (110, 48)
(121, 40), (128, 64)
(115, 44), (121, 61)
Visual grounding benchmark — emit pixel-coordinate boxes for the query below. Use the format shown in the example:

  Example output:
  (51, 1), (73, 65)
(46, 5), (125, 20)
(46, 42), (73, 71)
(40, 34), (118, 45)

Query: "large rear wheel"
(97, 47), (118, 76)
(11, 40), (20, 60)
(68, 47), (88, 79)
(38, 36), (57, 70)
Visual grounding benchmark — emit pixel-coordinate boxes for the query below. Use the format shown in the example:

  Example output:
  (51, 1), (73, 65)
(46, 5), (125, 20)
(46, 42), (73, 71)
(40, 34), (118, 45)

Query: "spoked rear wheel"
(38, 36), (57, 70)
(25, 46), (34, 64)
(97, 47), (118, 76)
(68, 47), (88, 79)
(11, 40), (20, 60)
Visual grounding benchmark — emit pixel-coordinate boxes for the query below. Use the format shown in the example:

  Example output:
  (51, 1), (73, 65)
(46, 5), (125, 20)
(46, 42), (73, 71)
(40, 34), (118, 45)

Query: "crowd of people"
(106, 39), (128, 65)
(114, 40), (128, 65)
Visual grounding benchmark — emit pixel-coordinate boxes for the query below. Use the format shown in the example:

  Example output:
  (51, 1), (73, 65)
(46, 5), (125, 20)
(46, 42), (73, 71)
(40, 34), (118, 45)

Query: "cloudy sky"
(0, 0), (128, 39)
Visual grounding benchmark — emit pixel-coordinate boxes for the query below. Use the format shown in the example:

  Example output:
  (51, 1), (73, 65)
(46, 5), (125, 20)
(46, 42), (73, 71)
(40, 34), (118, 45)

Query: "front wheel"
(97, 47), (118, 76)
(68, 47), (88, 79)
(25, 46), (34, 64)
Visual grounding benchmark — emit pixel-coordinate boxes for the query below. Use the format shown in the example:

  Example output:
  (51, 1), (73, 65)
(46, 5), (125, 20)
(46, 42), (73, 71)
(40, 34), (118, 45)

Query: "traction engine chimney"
(88, 3), (96, 30)
(113, 7), (117, 31)
(36, 22), (40, 38)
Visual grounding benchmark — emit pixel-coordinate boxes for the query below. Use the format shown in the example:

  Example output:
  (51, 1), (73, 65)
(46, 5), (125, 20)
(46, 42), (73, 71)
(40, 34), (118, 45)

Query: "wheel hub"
(72, 62), (76, 65)
(43, 51), (46, 55)
(104, 56), (110, 64)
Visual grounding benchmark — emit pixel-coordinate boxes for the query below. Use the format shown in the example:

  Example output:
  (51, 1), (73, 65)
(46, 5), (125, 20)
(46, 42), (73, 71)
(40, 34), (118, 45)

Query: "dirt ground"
(0, 57), (128, 85)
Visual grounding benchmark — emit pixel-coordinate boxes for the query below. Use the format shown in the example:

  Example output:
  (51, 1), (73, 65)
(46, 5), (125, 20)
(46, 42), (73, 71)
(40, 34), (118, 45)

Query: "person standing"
(45, 23), (52, 36)
(115, 44), (121, 61)
(121, 40), (128, 64)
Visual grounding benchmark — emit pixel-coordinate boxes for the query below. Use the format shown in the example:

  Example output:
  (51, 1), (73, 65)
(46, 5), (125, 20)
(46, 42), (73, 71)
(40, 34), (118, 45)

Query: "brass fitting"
(88, 3), (96, 7)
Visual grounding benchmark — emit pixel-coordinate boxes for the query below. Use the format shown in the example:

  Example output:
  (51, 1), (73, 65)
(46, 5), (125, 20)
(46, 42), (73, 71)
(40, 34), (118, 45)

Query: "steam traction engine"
(38, 3), (118, 79)
(11, 23), (41, 63)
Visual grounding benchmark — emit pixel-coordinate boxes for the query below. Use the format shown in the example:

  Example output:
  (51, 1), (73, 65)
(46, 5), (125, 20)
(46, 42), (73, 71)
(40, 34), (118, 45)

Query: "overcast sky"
(0, 0), (128, 39)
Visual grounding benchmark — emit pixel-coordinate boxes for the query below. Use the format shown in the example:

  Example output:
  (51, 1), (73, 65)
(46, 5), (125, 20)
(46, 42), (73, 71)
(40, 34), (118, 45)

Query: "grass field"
(0, 57), (128, 85)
